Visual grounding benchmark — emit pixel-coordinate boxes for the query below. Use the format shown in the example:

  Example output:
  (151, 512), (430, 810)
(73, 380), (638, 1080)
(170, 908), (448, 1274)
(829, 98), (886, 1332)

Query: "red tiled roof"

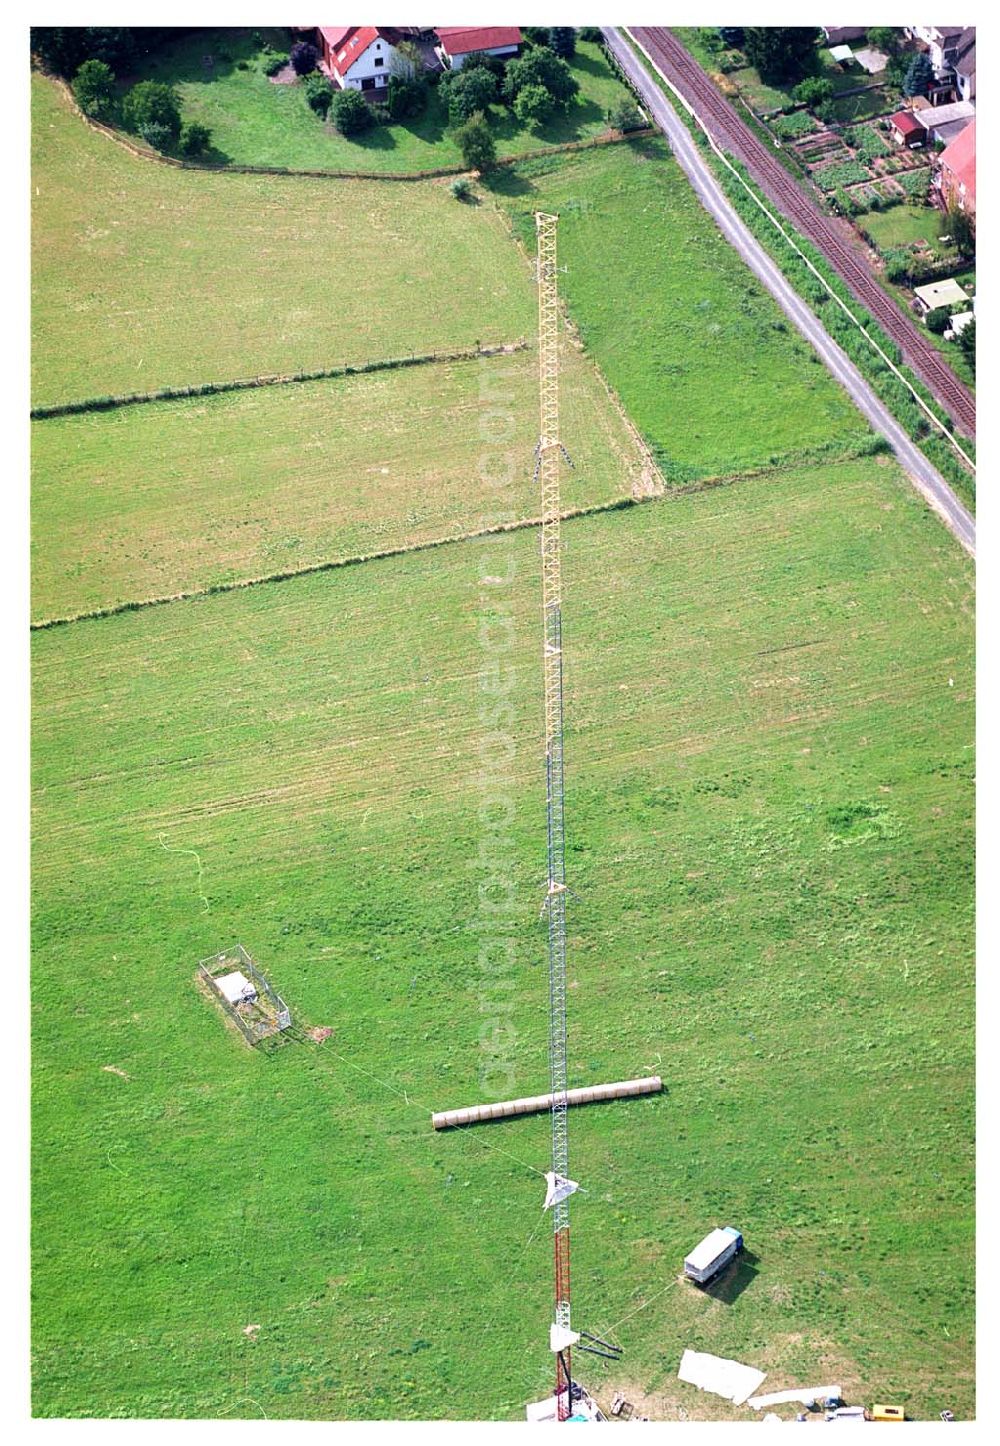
(318, 25), (354, 52)
(436, 26), (522, 56)
(319, 25), (398, 77)
(889, 110), (924, 138)
(940, 119), (976, 205)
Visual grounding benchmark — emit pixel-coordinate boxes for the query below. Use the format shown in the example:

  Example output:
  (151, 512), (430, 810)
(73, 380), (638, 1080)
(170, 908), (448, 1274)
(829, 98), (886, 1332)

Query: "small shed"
(945, 310), (974, 340)
(852, 46), (888, 75)
(828, 43), (854, 66)
(889, 111), (924, 148)
(913, 278), (970, 314)
(215, 970), (257, 1005)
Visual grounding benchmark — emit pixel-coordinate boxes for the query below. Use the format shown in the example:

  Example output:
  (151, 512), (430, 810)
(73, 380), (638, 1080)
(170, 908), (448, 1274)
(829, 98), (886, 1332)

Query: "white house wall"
(340, 35), (400, 88)
(448, 44), (519, 70)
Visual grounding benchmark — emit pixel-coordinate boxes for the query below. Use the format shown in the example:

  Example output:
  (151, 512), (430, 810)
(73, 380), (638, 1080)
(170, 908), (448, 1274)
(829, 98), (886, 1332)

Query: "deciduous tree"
(455, 110), (496, 173)
(331, 87), (374, 136)
(743, 27), (820, 84)
(503, 48), (579, 107)
(514, 82), (555, 127)
(72, 59), (116, 120)
(122, 80), (182, 143)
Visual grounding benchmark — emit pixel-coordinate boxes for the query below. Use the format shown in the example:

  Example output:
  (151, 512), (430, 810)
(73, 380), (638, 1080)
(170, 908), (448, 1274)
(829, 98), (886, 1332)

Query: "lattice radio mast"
(535, 211), (573, 1422)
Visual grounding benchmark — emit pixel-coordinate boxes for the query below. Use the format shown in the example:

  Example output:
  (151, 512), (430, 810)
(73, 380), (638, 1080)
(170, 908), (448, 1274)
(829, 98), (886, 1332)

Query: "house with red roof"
(436, 25), (522, 71)
(317, 25), (409, 90)
(937, 118), (975, 215)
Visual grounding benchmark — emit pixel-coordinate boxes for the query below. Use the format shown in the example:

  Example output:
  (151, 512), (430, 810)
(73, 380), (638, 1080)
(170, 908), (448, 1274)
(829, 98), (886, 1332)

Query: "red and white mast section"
(535, 211), (575, 1421)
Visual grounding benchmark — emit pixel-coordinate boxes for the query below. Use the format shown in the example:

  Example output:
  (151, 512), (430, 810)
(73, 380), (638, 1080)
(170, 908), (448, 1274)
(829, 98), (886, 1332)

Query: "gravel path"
(602, 27), (975, 557)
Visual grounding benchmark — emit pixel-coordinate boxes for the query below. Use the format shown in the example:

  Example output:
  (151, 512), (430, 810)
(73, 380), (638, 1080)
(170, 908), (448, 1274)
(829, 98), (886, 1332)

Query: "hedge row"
(702, 143), (975, 501)
(31, 491), (644, 633)
(31, 340), (528, 420)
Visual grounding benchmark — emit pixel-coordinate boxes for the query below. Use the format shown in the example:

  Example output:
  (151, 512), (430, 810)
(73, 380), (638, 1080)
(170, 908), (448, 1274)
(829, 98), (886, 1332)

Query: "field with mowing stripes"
(33, 455), (973, 1419)
(32, 52), (974, 1424)
(32, 345), (650, 621)
(31, 75), (534, 407)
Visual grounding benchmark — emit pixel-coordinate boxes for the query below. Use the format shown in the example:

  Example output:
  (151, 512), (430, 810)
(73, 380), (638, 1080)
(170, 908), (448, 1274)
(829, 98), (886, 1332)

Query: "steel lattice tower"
(536, 211), (572, 1422)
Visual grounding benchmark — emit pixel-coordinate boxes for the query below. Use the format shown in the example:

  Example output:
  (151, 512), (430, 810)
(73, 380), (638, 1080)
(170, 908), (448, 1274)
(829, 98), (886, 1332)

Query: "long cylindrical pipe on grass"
(431, 1075), (662, 1130)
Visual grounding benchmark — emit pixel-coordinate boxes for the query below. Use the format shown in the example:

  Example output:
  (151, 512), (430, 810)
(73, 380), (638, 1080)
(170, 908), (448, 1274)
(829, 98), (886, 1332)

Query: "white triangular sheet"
(550, 1323), (580, 1352)
(543, 1172), (580, 1210)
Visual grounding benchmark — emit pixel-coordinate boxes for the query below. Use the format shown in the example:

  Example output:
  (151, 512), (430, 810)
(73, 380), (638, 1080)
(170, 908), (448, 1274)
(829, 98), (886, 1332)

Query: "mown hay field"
(32, 344), (649, 621)
(33, 452), (974, 1420)
(31, 74), (534, 407)
(493, 139), (873, 481)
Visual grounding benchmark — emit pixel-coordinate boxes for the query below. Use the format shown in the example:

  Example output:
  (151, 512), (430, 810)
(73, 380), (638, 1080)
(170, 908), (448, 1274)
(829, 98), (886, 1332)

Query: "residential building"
(905, 25), (966, 75)
(953, 26), (976, 102)
(317, 26), (411, 90)
(821, 26), (868, 46)
(937, 118), (976, 213)
(436, 26), (522, 70)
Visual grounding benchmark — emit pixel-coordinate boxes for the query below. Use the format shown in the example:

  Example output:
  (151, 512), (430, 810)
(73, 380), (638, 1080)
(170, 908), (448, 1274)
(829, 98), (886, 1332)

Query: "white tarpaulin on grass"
(749, 1385), (843, 1410)
(543, 1172), (580, 1210)
(678, 1349), (766, 1406)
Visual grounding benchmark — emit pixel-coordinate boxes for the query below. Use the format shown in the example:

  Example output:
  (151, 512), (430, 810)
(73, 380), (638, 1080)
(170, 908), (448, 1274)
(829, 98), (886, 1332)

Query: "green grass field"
(129, 31), (630, 173)
(31, 74), (534, 407)
(32, 345), (650, 620)
(33, 452), (974, 1420)
(492, 139), (872, 481)
(862, 203), (947, 251)
(32, 46), (974, 1424)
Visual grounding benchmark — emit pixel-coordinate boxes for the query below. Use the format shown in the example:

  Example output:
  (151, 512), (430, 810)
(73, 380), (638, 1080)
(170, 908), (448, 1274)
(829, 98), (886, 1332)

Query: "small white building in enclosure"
(199, 945), (292, 1046)
(215, 970), (257, 1006)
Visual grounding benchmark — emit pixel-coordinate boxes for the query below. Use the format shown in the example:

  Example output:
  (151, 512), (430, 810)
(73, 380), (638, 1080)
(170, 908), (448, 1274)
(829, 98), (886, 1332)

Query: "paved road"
(603, 27), (975, 557)
(631, 26), (976, 442)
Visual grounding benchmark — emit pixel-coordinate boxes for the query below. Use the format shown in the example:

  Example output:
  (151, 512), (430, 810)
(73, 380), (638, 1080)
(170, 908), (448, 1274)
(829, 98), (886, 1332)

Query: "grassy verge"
(488, 137), (872, 483)
(33, 451), (974, 1420)
(31, 346), (649, 621)
(127, 31), (632, 173)
(31, 73), (535, 406)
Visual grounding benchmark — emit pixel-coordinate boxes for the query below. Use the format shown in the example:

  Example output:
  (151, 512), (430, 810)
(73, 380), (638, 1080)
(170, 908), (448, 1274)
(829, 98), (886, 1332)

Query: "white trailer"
(683, 1226), (743, 1285)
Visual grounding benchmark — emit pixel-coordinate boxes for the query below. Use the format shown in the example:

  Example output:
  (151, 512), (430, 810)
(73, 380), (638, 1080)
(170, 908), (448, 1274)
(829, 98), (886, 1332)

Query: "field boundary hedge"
(31, 438), (882, 633)
(31, 340), (528, 420)
(53, 78), (654, 181)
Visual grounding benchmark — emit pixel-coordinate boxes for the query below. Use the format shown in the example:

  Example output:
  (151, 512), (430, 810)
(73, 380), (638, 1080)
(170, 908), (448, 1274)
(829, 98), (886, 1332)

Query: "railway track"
(631, 27), (976, 441)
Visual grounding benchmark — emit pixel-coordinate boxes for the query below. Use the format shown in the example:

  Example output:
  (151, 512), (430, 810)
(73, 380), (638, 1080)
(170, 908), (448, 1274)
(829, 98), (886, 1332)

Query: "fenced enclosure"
(199, 944), (292, 1046)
